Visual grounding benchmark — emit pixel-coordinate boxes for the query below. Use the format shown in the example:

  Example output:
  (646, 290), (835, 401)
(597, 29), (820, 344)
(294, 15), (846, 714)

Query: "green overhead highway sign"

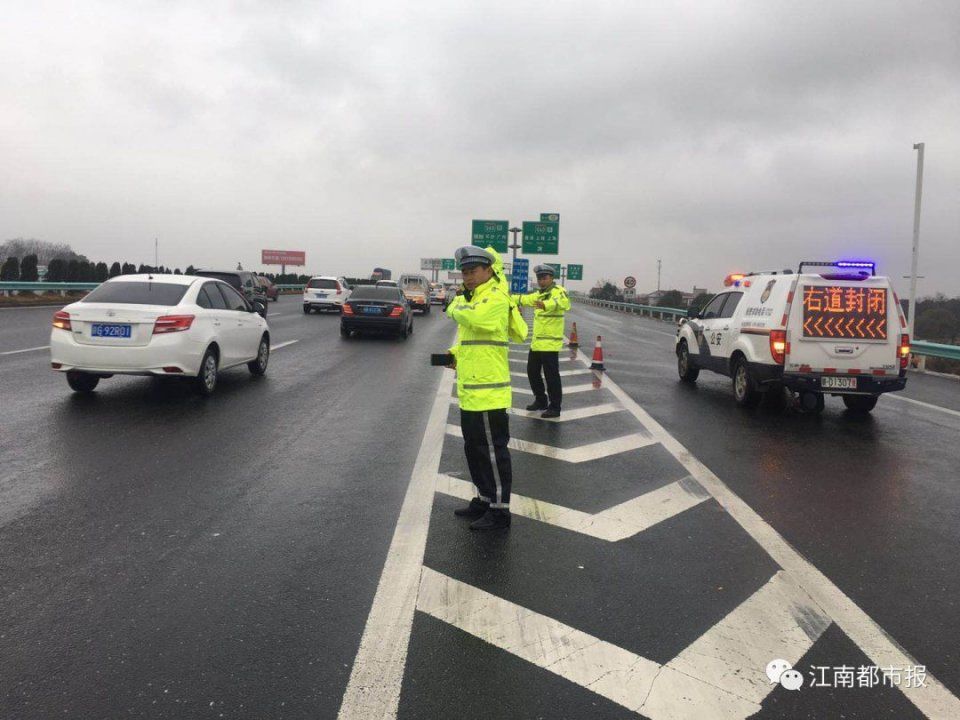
(522, 221), (559, 254)
(540, 213), (560, 223)
(471, 220), (509, 253)
(441, 258), (456, 270)
(567, 264), (583, 280)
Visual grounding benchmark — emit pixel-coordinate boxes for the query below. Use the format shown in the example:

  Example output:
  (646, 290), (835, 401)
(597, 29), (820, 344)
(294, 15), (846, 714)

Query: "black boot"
(526, 398), (548, 411)
(540, 408), (560, 418)
(454, 498), (489, 519)
(470, 509), (511, 531)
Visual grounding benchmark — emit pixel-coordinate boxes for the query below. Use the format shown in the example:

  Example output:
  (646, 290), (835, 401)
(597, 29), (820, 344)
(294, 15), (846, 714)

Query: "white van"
(398, 274), (431, 314)
(675, 261), (909, 414)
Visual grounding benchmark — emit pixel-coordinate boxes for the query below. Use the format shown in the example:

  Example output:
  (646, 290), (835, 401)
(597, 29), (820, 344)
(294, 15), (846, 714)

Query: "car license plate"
(91, 323), (132, 338)
(316, 292), (327, 298)
(822, 376), (857, 390)
(362, 306), (381, 315)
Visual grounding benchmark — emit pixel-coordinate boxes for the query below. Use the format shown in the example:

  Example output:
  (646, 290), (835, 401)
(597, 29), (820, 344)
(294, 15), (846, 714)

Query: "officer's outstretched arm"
(517, 292), (536, 308)
(448, 292), (509, 333)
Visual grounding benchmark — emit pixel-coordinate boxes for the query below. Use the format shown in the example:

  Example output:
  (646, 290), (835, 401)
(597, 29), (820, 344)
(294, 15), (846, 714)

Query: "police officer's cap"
(533, 264), (556, 277)
(455, 245), (494, 269)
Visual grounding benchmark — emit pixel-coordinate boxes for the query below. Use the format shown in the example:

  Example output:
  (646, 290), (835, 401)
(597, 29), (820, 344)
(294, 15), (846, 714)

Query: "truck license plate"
(822, 376), (857, 390)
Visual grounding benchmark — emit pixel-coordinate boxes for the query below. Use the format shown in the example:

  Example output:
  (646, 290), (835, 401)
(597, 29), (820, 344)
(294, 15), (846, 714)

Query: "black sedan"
(340, 286), (414, 339)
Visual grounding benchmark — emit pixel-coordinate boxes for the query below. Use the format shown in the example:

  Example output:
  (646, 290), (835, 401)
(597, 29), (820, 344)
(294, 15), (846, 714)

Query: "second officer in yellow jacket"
(517, 264), (571, 418)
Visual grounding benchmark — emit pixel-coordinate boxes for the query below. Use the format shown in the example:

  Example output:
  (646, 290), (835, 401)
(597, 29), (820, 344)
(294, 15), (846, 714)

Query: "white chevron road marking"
(444, 425), (653, 462)
(569, 341), (960, 718)
(509, 402), (624, 422)
(510, 368), (592, 378)
(416, 567), (829, 719)
(436, 474), (708, 541)
(513, 382), (600, 395)
(509, 350), (576, 361)
(447, 398), (624, 422)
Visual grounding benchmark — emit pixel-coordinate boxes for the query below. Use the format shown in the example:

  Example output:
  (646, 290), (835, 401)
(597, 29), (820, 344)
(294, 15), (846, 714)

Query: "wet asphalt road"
(1, 296), (959, 718)
(566, 303), (960, 703)
(0, 296), (458, 719)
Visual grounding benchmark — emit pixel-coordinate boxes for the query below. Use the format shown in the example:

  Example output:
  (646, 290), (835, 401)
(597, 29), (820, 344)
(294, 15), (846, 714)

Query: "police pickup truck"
(675, 261), (909, 414)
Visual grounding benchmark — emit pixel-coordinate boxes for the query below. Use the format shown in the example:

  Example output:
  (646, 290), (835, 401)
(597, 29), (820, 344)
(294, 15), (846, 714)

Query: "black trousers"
(527, 350), (562, 410)
(459, 409), (512, 509)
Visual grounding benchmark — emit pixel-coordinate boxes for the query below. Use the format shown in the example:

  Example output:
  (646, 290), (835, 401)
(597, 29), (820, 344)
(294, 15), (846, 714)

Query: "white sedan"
(50, 274), (271, 395)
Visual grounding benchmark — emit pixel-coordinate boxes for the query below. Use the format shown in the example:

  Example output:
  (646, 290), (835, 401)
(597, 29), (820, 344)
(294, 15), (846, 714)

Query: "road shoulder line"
(337, 370), (455, 720)
(576, 345), (960, 718)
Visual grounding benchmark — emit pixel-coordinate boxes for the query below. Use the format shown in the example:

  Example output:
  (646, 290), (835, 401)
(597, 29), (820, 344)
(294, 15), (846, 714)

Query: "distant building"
(639, 287), (711, 308)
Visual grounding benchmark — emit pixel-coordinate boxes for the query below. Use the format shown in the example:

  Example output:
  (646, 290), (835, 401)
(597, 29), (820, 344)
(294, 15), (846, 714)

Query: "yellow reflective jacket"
(446, 275), (512, 411)
(518, 283), (571, 351)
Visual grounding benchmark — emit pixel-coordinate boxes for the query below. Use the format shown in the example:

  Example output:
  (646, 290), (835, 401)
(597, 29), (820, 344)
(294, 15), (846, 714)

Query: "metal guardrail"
(571, 293), (960, 364)
(911, 341), (960, 362)
(572, 294), (688, 321)
(0, 281), (309, 294)
(0, 281), (100, 292)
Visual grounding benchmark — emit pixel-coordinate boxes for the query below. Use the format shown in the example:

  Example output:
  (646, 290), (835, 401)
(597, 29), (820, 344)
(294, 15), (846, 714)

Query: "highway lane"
(0, 295), (456, 719)
(3, 295), (959, 717)
(565, 302), (960, 702)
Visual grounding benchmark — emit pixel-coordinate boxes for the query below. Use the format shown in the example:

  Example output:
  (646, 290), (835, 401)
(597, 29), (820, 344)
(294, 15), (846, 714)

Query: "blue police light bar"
(798, 260), (876, 276)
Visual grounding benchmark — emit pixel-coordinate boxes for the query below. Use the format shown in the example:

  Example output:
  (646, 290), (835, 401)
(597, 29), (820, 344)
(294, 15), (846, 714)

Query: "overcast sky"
(2, 0), (957, 295)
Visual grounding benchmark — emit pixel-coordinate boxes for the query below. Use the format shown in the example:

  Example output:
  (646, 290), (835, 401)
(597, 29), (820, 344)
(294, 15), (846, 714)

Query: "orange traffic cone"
(590, 336), (605, 371)
(568, 322), (580, 348)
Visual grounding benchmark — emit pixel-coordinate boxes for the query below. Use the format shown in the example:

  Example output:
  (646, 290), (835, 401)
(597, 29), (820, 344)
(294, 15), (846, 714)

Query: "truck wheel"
(843, 394), (878, 413)
(66, 371), (100, 394)
(677, 340), (699, 383)
(732, 357), (760, 407)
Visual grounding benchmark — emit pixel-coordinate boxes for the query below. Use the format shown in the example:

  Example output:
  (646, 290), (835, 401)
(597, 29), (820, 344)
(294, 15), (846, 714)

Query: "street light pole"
(908, 142), (925, 336)
(508, 227), (521, 264)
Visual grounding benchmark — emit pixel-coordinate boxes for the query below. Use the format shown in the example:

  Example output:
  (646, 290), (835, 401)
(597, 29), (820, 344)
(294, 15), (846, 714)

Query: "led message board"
(801, 286), (888, 340)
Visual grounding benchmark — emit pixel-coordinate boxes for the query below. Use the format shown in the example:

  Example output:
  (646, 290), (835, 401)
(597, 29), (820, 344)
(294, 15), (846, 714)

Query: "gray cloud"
(0, 0), (957, 297)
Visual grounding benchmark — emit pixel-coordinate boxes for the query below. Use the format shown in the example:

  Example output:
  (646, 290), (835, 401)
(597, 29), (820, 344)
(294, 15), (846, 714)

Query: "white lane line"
(510, 369), (592, 378)
(513, 383), (600, 395)
(415, 567), (663, 713)
(884, 393), (960, 419)
(509, 402), (624, 422)
(436, 474), (708, 541)
(574, 346), (960, 719)
(337, 371), (455, 720)
(0, 345), (49, 356)
(271, 339), (300, 350)
(444, 425), (654, 463)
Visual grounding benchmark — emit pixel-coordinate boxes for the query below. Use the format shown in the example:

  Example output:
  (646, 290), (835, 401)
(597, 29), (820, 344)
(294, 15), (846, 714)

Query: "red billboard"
(261, 250), (306, 266)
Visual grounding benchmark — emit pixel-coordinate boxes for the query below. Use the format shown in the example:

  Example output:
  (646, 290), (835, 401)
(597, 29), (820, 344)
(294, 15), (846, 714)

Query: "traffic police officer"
(445, 245), (513, 531)
(517, 264), (571, 418)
